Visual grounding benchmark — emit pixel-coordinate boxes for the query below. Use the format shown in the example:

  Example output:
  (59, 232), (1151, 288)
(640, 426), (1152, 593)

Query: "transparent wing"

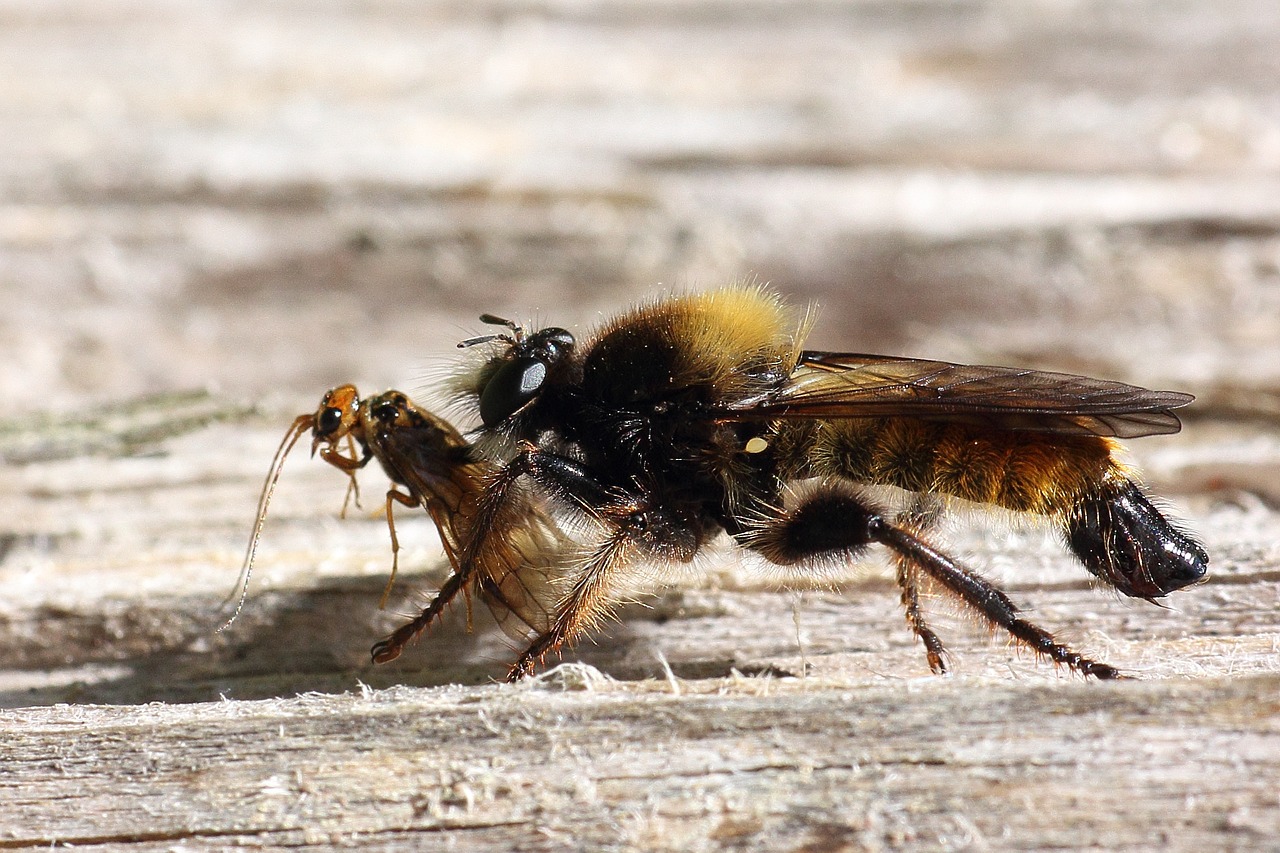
(722, 351), (1193, 438)
(381, 426), (569, 642)
(474, 503), (569, 642)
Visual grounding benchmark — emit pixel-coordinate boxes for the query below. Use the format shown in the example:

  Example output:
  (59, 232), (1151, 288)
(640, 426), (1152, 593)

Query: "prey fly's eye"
(314, 406), (344, 437)
(477, 326), (574, 428)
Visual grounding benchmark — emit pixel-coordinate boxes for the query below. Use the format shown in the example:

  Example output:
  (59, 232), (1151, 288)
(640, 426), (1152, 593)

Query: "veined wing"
(724, 351), (1193, 438)
(381, 425), (566, 640)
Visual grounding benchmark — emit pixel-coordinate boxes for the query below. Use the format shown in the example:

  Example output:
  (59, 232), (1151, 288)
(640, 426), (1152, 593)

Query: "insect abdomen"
(801, 418), (1207, 598)
(808, 418), (1116, 516)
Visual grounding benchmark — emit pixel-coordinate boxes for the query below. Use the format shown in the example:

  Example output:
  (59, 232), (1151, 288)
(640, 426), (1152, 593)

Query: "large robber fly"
(366, 286), (1207, 680)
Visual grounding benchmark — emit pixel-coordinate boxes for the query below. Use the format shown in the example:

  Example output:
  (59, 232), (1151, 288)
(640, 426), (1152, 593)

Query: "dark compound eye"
(477, 327), (574, 428)
(480, 359), (547, 427)
(315, 406), (344, 437)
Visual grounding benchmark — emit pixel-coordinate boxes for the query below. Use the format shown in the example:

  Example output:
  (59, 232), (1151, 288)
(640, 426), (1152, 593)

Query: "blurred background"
(5, 0), (1280, 408)
(2, 0), (1279, 703)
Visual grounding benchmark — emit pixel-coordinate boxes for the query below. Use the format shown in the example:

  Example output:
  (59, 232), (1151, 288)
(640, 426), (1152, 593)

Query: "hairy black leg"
(742, 484), (1119, 679)
(874, 523), (1119, 679)
(371, 571), (467, 664)
(894, 558), (948, 674)
(370, 449), (534, 664)
(506, 496), (704, 680)
(1067, 477), (1208, 599)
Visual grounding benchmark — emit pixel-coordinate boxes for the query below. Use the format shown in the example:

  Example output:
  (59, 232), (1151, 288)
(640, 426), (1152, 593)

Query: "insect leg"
(379, 487), (422, 608)
(371, 445), (615, 666)
(888, 498), (949, 674)
(371, 570), (467, 664)
(876, 522), (1119, 679)
(742, 484), (1119, 679)
(317, 441), (372, 473)
(507, 526), (637, 681)
(369, 462), (528, 664)
(893, 556), (948, 674)
(338, 434), (364, 516)
(494, 450), (685, 679)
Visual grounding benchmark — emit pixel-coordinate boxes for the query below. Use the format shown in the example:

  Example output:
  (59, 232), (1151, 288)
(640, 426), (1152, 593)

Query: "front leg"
(318, 441), (372, 517)
(372, 445), (620, 665)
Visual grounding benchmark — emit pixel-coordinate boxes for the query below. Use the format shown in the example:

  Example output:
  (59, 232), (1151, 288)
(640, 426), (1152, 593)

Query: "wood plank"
(1, 0), (1279, 848)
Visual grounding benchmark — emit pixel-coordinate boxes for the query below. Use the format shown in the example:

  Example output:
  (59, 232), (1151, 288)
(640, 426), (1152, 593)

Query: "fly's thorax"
(581, 287), (804, 408)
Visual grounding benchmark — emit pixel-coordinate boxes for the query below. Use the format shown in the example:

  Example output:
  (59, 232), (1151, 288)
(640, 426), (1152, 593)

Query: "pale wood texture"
(3, 1), (1280, 849)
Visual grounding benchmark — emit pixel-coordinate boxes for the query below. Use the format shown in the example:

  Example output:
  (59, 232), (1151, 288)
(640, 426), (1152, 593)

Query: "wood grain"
(2, 1), (1279, 848)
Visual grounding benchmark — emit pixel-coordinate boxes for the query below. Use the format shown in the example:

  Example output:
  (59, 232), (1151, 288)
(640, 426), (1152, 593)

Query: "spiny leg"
(894, 557), (948, 675)
(497, 450), (670, 680)
(370, 444), (595, 665)
(891, 499), (948, 674)
(371, 451), (533, 663)
(876, 523), (1119, 679)
(507, 526), (636, 681)
(742, 484), (1119, 679)
(371, 570), (468, 664)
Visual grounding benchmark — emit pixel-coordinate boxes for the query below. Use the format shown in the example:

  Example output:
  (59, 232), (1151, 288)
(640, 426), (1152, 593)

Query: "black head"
(462, 317), (575, 428)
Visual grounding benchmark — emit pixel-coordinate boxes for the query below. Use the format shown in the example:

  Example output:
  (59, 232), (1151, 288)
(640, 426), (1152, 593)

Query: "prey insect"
(224, 386), (566, 647)
(375, 286), (1207, 680)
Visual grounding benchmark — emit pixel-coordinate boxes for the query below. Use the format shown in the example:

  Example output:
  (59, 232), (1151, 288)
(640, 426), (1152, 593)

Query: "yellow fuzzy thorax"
(594, 286), (809, 386)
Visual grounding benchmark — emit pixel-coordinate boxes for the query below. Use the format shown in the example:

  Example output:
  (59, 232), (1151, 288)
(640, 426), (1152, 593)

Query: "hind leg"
(890, 499), (949, 674)
(741, 484), (1120, 679)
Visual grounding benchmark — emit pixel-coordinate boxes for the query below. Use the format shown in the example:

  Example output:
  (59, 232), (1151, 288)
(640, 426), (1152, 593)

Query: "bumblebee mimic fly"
(234, 287), (1207, 681)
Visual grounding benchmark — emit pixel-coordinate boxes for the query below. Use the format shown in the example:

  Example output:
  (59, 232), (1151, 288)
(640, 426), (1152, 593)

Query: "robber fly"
(372, 286), (1207, 680)
(224, 385), (566, 647)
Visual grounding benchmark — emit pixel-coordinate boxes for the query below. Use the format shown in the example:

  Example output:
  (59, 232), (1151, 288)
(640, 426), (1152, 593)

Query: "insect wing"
(474, 509), (566, 642)
(380, 423), (565, 641)
(727, 352), (1193, 438)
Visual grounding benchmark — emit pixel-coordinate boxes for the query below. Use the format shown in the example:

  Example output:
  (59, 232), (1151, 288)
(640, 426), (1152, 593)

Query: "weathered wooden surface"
(5, 674), (1280, 850)
(2, 0), (1280, 849)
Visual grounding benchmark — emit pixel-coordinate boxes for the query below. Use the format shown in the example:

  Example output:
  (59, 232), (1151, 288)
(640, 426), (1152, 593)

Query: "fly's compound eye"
(478, 327), (574, 428)
(314, 406), (344, 438)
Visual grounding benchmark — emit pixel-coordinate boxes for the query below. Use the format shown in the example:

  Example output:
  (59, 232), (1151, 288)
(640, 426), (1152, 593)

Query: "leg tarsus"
(892, 499), (949, 675)
(874, 522), (1120, 680)
(371, 570), (467, 664)
(895, 558), (949, 675)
